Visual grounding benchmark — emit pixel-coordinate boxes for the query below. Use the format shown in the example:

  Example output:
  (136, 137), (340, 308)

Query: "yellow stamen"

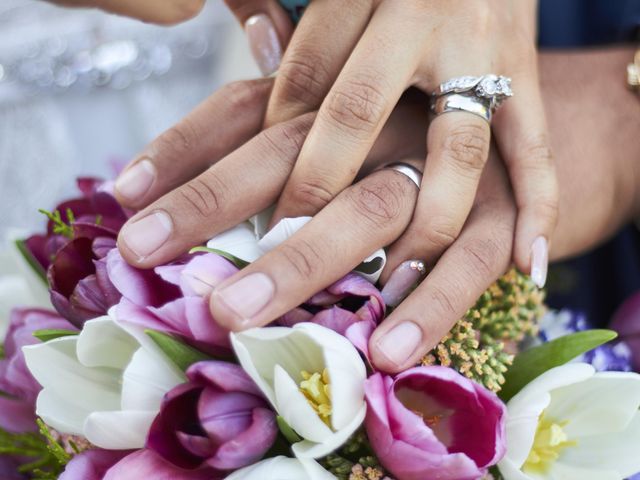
(523, 414), (576, 474)
(299, 369), (332, 428)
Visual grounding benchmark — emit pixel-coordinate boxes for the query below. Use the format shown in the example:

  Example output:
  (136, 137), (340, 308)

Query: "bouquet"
(1, 177), (639, 480)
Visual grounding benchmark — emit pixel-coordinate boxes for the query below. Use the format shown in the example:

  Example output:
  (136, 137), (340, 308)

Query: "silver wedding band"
(432, 93), (493, 122)
(383, 162), (423, 189)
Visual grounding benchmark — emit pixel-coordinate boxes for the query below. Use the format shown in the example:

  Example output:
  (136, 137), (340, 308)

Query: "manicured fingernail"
(115, 159), (156, 201)
(375, 321), (423, 367)
(530, 236), (548, 288)
(381, 260), (426, 307)
(215, 273), (275, 321)
(245, 14), (282, 77)
(121, 211), (172, 260)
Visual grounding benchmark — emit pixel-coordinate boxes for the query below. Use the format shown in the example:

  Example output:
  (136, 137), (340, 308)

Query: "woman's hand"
(222, 0), (559, 288)
(48, 0), (206, 25)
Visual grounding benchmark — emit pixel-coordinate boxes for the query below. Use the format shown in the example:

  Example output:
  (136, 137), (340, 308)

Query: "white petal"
(558, 410), (640, 478)
(546, 371), (640, 438)
(274, 364), (333, 443)
(258, 217), (311, 253)
(24, 338), (122, 414)
(544, 462), (621, 480)
(231, 326), (325, 406)
(293, 404), (366, 459)
(226, 456), (336, 480)
(84, 411), (157, 449)
(498, 457), (535, 480)
(206, 222), (262, 262)
(36, 388), (89, 435)
(121, 348), (184, 411)
(250, 207), (276, 239)
(77, 317), (138, 369)
(353, 248), (386, 284)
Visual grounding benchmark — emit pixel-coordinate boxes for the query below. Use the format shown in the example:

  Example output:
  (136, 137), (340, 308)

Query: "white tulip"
(231, 323), (367, 459)
(0, 231), (50, 340)
(226, 456), (336, 480)
(499, 362), (640, 480)
(23, 315), (184, 449)
(207, 213), (386, 283)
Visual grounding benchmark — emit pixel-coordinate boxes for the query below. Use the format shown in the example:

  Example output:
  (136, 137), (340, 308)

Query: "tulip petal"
(293, 404), (367, 459)
(498, 457), (535, 480)
(36, 388), (91, 434)
(121, 348), (184, 411)
(77, 317), (138, 370)
(178, 254), (238, 297)
(545, 372), (640, 438)
(545, 462), (620, 480)
(558, 410), (640, 478)
(60, 449), (131, 480)
(103, 449), (215, 480)
(187, 361), (263, 397)
(84, 411), (158, 449)
(0, 396), (36, 433)
(258, 217), (311, 253)
(225, 456), (336, 480)
(274, 364), (333, 442)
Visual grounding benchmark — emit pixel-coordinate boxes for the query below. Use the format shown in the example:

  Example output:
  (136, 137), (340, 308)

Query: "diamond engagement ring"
(430, 74), (513, 122)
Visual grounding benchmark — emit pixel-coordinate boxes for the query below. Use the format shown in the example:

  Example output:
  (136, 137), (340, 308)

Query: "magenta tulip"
(147, 361), (277, 472)
(365, 366), (506, 480)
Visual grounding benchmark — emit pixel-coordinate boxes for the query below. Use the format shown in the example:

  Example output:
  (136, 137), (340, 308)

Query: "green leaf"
(14, 239), (47, 285)
(32, 329), (78, 343)
(277, 416), (302, 444)
(500, 329), (618, 402)
(189, 246), (250, 269)
(145, 330), (211, 372)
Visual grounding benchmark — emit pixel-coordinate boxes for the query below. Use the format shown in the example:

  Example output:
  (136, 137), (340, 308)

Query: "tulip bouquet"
(1, 178), (640, 480)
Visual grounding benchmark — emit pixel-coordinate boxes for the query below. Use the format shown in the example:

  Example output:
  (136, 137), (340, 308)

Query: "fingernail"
(115, 159), (156, 201)
(245, 14), (282, 77)
(120, 211), (172, 260)
(381, 260), (427, 307)
(530, 236), (548, 288)
(215, 273), (275, 321)
(375, 321), (423, 367)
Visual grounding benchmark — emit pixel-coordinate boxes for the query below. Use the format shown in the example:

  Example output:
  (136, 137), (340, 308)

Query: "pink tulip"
(365, 366), (506, 480)
(147, 361), (277, 472)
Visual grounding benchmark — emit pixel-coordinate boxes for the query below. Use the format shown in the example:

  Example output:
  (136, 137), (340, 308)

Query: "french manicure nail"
(375, 321), (423, 367)
(530, 236), (548, 288)
(381, 260), (427, 307)
(245, 14), (282, 77)
(215, 273), (275, 321)
(115, 159), (156, 201)
(121, 211), (172, 260)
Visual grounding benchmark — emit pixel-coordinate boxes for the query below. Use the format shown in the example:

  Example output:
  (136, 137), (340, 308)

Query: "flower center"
(299, 369), (332, 428)
(523, 415), (576, 474)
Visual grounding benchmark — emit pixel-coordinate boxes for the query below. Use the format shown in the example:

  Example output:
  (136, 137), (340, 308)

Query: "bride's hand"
(225, 0), (559, 289)
(48, 0), (205, 25)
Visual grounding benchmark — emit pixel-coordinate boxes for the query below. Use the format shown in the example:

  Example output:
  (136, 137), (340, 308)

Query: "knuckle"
(155, 118), (199, 158)
(220, 80), (266, 112)
(442, 123), (489, 173)
(277, 54), (332, 109)
(287, 178), (336, 212)
(461, 235), (510, 280)
(520, 134), (554, 167)
(418, 218), (459, 252)
(348, 174), (407, 228)
(277, 240), (323, 279)
(533, 196), (560, 226)
(260, 119), (310, 161)
(323, 74), (388, 138)
(178, 171), (223, 218)
(428, 284), (460, 317)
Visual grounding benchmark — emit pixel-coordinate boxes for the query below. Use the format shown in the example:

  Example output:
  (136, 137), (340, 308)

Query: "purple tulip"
(0, 309), (77, 406)
(109, 250), (235, 355)
(147, 361), (277, 472)
(365, 366), (507, 480)
(281, 273), (385, 334)
(60, 448), (215, 480)
(611, 291), (640, 371)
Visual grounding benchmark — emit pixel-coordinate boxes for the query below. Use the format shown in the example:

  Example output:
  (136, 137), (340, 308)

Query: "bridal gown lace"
(0, 0), (257, 240)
